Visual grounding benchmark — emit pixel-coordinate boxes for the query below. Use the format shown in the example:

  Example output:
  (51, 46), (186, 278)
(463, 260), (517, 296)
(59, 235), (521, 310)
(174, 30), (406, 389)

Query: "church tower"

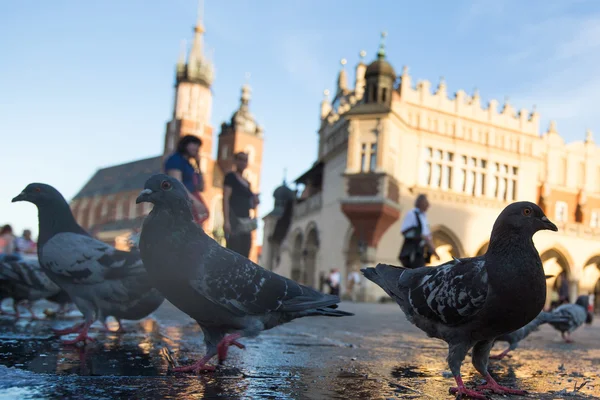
(163, 2), (215, 166)
(217, 82), (264, 192)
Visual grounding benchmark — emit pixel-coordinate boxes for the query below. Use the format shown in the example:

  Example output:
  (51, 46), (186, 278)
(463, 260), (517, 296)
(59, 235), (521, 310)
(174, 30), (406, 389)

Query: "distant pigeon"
(136, 174), (353, 373)
(491, 311), (570, 360)
(12, 183), (165, 344)
(0, 258), (66, 319)
(546, 295), (593, 343)
(362, 201), (557, 399)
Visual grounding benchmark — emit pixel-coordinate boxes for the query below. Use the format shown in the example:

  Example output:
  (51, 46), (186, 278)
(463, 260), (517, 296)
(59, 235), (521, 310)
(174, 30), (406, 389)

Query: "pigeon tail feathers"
(361, 263), (406, 297)
(296, 307), (355, 318)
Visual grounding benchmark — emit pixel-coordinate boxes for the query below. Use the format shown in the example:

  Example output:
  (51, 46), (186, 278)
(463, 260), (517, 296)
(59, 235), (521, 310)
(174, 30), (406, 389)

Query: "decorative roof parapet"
(397, 72), (539, 135)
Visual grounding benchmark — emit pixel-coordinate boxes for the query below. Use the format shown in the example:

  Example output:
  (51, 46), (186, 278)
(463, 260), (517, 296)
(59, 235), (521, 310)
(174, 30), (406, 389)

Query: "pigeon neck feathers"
(37, 198), (88, 248)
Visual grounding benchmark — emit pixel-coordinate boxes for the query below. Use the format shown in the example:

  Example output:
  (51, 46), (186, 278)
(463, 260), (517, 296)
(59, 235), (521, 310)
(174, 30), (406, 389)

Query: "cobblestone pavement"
(0, 301), (598, 399)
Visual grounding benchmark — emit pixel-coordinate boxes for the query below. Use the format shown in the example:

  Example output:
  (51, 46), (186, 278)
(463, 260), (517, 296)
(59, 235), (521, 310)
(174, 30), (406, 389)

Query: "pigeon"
(12, 183), (165, 344)
(0, 258), (70, 319)
(362, 201), (557, 399)
(490, 311), (570, 360)
(97, 283), (165, 333)
(136, 174), (354, 373)
(546, 295), (593, 343)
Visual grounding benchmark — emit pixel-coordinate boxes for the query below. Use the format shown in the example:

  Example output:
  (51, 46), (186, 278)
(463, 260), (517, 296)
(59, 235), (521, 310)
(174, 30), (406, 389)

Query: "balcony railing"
(294, 192), (323, 219)
(343, 172), (400, 204)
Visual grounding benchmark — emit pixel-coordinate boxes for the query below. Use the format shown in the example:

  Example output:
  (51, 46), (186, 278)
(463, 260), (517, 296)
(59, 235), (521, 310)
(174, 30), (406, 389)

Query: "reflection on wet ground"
(0, 301), (598, 399)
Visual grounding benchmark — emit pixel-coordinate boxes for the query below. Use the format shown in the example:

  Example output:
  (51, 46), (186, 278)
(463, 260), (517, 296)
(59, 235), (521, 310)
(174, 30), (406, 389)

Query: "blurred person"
(398, 194), (439, 269)
(223, 152), (259, 258)
(346, 268), (361, 302)
(15, 229), (36, 255)
(0, 225), (19, 262)
(164, 135), (209, 226)
(326, 268), (341, 296)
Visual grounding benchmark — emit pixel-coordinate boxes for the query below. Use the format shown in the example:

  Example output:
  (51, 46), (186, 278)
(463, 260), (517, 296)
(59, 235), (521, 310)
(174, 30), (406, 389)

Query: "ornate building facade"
(262, 33), (600, 307)
(69, 8), (264, 262)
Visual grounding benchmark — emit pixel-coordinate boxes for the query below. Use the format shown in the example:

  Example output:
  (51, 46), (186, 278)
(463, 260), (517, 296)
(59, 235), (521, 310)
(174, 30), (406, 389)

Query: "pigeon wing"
(40, 232), (147, 286)
(0, 259), (61, 296)
(185, 231), (339, 317)
(402, 257), (488, 326)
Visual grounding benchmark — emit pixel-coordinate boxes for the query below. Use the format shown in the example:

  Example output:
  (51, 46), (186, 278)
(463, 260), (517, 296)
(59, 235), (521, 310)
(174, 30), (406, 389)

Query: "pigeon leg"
(448, 342), (489, 399)
(449, 376), (489, 400)
(172, 353), (216, 373)
(489, 347), (512, 360)
(12, 302), (21, 320)
(216, 333), (246, 363)
(62, 320), (95, 345)
(476, 374), (527, 395)
(26, 303), (41, 320)
(562, 331), (573, 343)
(115, 318), (127, 333)
(53, 321), (86, 336)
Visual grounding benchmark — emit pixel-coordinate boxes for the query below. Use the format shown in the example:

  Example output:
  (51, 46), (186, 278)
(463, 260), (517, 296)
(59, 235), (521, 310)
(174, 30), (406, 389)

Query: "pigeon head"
(136, 174), (192, 213)
(575, 295), (594, 324)
(12, 183), (68, 207)
(491, 201), (557, 236)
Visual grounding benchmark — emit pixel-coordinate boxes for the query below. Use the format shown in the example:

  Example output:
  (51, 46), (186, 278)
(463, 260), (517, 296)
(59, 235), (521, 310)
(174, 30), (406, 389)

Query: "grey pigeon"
(547, 295), (593, 343)
(0, 258), (65, 319)
(362, 201), (557, 399)
(12, 183), (165, 344)
(490, 311), (570, 360)
(136, 174), (353, 373)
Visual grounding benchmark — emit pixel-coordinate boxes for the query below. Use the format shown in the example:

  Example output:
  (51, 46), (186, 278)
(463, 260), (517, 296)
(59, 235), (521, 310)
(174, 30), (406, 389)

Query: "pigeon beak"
(11, 191), (26, 203)
(545, 274), (554, 279)
(540, 215), (558, 232)
(136, 189), (153, 204)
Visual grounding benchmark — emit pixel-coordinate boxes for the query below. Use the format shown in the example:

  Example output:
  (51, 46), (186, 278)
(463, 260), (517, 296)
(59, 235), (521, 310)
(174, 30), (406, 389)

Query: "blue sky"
(2, 0), (600, 242)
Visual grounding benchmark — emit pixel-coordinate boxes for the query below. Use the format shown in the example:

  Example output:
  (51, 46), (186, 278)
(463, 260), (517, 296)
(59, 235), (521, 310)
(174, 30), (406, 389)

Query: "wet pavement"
(0, 301), (598, 399)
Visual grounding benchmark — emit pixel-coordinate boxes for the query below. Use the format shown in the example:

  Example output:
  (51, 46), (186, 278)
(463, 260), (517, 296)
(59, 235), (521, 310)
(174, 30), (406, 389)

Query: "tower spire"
(189, 0), (206, 64)
(377, 31), (387, 59)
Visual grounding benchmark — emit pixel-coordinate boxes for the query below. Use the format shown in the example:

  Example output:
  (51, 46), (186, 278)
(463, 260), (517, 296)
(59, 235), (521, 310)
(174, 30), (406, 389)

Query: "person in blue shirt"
(164, 135), (209, 224)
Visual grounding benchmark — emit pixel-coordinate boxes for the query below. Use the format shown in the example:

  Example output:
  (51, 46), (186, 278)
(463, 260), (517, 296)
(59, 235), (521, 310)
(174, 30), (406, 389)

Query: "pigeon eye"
(34, 188), (41, 193)
(522, 208), (532, 216)
(160, 181), (172, 191)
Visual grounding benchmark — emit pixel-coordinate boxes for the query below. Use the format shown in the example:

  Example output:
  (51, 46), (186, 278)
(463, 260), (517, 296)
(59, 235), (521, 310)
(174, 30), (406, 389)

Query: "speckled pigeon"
(362, 201), (557, 399)
(546, 295), (593, 343)
(0, 258), (68, 319)
(490, 310), (570, 360)
(12, 183), (165, 344)
(136, 174), (353, 373)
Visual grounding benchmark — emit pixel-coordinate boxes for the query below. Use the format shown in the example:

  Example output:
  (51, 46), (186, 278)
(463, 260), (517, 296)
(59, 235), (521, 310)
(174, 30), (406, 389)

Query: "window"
(421, 147), (453, 190)
(360, 142), (378, 172)
(460, 156), (487, 196)
(115, 197), (125, 221)
(381, 88), (387, 102)
(360, 144), (367, 172)
(221, 145), (229, 159)
(369, 143), (377, 172)
(591, 210), (599, 228)
(129, 196), (138, 220)
(493, 163), (518, 201)
(555, 201), (568, 223)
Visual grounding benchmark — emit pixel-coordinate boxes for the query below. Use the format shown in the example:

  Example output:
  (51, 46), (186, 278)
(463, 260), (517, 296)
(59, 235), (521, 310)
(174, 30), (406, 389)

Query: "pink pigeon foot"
(449, 375), (489, 400)
(489, 348), (512, 360)
(26, 304), (41, 320)
(172, 354), (216, 374)
(217, 333), (245, 363)
(62, 322), (95, 345)
(476, 374), (527, 395)
(53, 321), (85, 336)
